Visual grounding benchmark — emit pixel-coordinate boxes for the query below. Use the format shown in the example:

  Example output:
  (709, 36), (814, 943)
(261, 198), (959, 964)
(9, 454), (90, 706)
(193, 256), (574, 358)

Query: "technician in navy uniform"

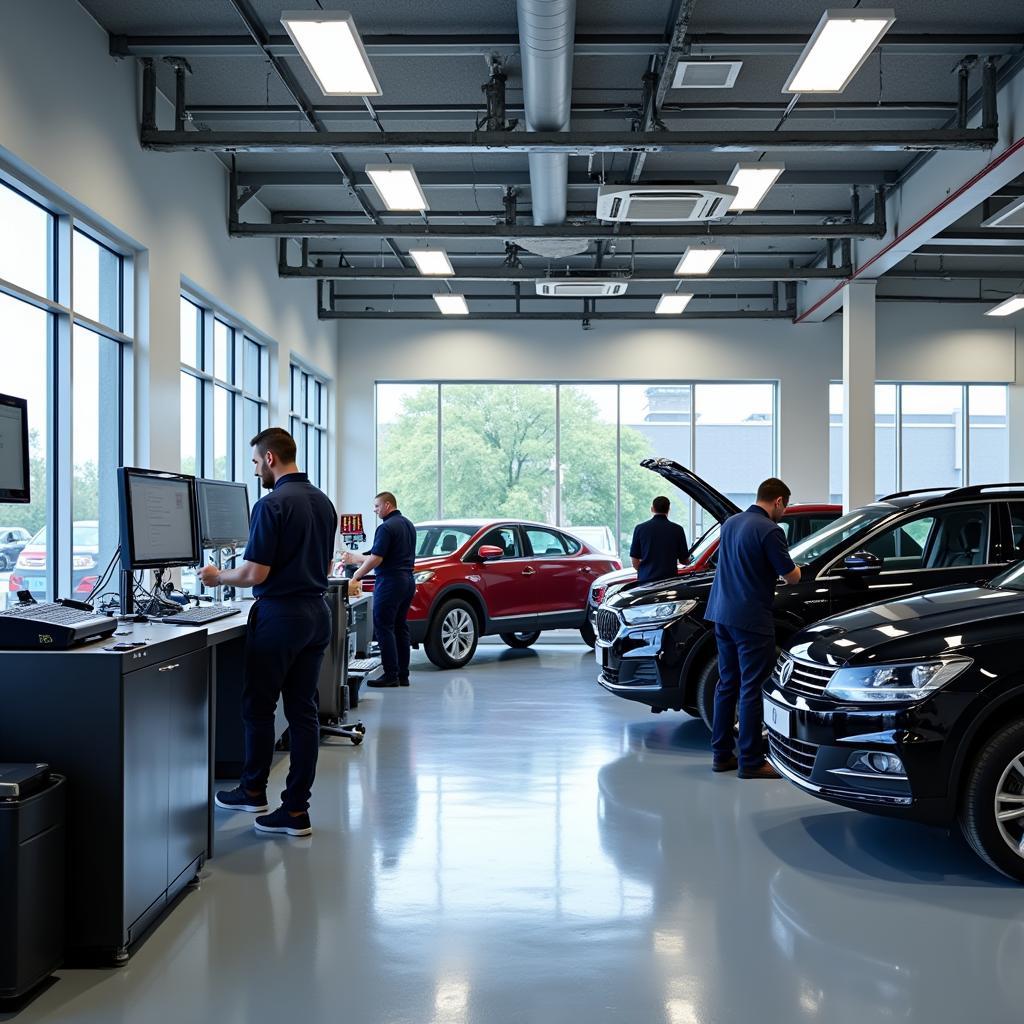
(629, 495), (689, 583)
(201, 427), (337, 837)
(345, 491), (417, 688)
(704, 478), (801, 779)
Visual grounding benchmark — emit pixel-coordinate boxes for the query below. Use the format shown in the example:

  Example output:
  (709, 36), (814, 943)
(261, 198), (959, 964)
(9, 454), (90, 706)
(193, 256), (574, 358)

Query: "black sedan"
(596, 483), (1024, 729)
(764, 561), (1024, 881)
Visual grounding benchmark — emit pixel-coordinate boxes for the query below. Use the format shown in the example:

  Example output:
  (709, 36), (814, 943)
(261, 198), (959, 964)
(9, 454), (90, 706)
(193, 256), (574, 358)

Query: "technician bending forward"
(203, 427), (337, 837)
(704, 477), (801, 780)
(345, 491), (416, 688)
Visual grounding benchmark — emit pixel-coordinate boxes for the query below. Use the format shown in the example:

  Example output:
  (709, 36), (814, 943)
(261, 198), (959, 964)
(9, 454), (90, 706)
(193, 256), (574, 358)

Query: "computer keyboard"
(0, 599), (118, 650)
(160, 605), (241, 626)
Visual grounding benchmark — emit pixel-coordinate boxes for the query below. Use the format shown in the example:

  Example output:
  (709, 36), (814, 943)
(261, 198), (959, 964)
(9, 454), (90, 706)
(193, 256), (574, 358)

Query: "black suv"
(765, 560), (1024, 881)
(597, 483), (1024, 730)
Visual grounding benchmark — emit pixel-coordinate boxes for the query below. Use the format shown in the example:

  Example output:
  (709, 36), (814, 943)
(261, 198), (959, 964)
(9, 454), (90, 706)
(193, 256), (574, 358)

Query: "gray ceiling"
(78, 0), (1024, 319)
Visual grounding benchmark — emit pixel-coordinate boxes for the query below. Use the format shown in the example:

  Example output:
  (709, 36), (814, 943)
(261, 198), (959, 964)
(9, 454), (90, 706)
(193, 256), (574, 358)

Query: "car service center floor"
(8, 645), (1023, 1024)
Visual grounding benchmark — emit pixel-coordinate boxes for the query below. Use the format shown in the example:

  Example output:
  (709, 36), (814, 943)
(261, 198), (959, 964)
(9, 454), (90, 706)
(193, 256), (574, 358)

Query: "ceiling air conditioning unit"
(535, 280), (629, 298)
(596, 184), (738, 223)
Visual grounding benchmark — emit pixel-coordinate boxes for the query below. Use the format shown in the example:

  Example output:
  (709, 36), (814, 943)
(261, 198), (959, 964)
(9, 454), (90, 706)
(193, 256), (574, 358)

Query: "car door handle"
(522, 567), (536, 576)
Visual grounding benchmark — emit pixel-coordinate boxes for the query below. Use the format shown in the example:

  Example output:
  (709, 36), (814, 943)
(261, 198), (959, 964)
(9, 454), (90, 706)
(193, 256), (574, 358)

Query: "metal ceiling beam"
(188, 101), (958, 124)
(237, 169), (900, 188)
(318, 309), (794, 320)
(111, 32), (1024, 59)
(305, 248), (821, 260)
(271, 208), (851, 220)
(235, 221), (884, 240)
(142, 127), (997, 153)
(914, 244), (1024, 256)
(281, 265), (849, 281)
(885, 269), (1024, 278)
(930, 230), (1024, 246)
(328, 291), (774, 302)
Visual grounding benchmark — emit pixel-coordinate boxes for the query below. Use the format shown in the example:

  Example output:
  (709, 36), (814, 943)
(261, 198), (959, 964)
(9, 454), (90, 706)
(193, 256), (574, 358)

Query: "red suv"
(585, 460), (841, 641)
(352, 520), (620, 669)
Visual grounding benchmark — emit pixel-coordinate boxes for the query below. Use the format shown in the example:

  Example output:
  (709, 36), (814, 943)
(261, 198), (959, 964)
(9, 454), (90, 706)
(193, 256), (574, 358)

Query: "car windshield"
(787, 505), (894, 564)
(687, 522), (720, 564)
(415, 524), (477, 557)
(992, 561), (1024, 591)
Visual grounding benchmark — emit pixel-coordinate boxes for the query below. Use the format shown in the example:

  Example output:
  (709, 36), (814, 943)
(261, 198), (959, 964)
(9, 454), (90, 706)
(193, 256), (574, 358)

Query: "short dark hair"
(375, 491), (397, 507)
(652, 495), (671, 514)
(757, 477), (792, 504)
(250, 427), (297, 464)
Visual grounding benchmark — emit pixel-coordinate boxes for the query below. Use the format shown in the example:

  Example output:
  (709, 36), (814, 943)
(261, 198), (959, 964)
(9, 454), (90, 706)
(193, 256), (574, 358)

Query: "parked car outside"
(0, 526), (31, 571)
(352, 519), (620, 669)
(597, 483), (1024, 730)
(584, 459), (840, 644)
(765, 559), (1024, 882)
(8, 521), (102, 599)
(567, 525), (618, 557)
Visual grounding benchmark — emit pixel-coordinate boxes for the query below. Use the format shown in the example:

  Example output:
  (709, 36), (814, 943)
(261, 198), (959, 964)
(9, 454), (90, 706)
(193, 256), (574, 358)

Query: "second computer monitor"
(118, 467), (201, 570)
(197, 478), (251, 549)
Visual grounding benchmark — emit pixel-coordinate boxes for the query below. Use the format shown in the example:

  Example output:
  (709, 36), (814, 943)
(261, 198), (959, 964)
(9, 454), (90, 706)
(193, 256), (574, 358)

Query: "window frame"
(289, 359), (330, 490)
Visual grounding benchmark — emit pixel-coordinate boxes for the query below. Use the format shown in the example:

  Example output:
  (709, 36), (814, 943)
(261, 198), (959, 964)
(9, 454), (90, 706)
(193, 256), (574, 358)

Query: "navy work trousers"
(373, 573), (416, 681)
(240, 596), (331, 812)
(711, 622), (777, 770)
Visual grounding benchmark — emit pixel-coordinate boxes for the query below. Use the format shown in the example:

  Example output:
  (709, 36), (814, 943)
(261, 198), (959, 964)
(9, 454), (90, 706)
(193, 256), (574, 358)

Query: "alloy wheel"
(441, 608), (475, 659)
(994, 750), (1024, 860)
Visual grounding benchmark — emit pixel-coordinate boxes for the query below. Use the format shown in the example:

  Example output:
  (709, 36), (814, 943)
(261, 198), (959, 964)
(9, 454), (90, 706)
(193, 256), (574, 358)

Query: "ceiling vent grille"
(672, 61), (743, 89)
(535, 280), (629, 297)
(596, 184), (738, 223)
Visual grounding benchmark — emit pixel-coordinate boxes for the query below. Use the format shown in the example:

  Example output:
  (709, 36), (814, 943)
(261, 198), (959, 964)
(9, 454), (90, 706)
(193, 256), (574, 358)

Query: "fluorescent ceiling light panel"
(727, 163), (785, 211)
(655, 294), (693, 315)
(784, 9), (896, 94)
(365, 164), (429, 211)
(675, 248), (725, 275)
(984, 294), (1024, 317)
(981, 196), (1024, 229)
(281, 10), (381, 96)
(409, 249), (454, 276)
(433, 293), (469, 315)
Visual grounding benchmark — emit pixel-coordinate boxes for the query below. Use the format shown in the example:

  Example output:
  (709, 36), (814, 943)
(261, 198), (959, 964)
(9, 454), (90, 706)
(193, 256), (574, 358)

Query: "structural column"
(842, 281), (876, 511)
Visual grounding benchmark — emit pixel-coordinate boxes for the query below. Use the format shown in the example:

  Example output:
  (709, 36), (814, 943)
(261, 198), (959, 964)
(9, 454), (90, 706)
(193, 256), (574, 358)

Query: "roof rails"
(879, 483), (1024, 502)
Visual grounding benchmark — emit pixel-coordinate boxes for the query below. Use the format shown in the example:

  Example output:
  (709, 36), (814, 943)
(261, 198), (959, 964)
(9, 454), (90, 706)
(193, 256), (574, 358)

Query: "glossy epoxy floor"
(8, 643), (1024, 1024)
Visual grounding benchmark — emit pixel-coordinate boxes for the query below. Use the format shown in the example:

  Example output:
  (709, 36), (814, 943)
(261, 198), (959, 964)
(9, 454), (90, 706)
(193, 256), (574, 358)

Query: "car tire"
(500, 631), (541, 649)
(425, 599), (480, 670)
(696, 656), (720, 731)
(959, 719), (1024, 882)
(579, 619), (596, 648)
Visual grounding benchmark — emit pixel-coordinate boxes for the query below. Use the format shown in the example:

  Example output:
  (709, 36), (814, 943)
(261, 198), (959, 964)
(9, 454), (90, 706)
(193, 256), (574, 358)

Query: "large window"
(376, 382), (778, 561)
(0, 179), (131, 608)
(290, 362), (330, 490)
(179, 296), (270, 507)
(829, 383), (1009, 502)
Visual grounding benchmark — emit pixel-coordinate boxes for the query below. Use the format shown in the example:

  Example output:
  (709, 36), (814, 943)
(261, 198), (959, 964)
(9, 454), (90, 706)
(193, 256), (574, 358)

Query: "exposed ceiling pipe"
(517, 0), (577, 227)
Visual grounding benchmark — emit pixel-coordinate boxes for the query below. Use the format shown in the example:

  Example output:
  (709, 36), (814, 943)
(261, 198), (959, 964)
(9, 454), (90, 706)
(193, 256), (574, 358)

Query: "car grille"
(768, 733), (819, 780)
(601, 666), (619, 684)
(773, 654), (835, 697)
(596, 608), (620, 642)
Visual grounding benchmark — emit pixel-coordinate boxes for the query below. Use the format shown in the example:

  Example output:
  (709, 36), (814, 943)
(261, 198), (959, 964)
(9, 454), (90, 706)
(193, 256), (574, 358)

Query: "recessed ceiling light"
(675, 248), (725, 275)
(784, 9), (896, 94)
(656, 294), (693, 315)
(727, 163), (785, 212)
(433, 293), (469, 315)
(409, 249), (454, 276)
(984, 294), (1024, 317)
(981, 196), (1024, 228)
(672, 61), (743, 90)
(281, 10), (381, 97)
(365, 164), (429, 212)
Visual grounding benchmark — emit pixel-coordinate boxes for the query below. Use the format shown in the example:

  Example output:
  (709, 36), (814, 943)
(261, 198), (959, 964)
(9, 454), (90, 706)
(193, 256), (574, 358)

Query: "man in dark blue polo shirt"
(201, 427), (337, 837)
(629, 495), (689, 583)
(347, 491), (416, 688)
(705, 478), (801, 779)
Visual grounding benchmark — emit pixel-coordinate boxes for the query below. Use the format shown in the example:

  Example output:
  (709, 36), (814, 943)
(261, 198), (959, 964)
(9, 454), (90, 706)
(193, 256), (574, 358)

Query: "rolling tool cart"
(318, 579), (366, 745)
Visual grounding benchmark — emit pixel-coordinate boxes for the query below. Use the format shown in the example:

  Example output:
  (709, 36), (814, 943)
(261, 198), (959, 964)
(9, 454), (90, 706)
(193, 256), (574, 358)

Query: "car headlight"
(621, 599), (697, 625)
(824, 658), (972, 702)
(413, 570), (435, 585)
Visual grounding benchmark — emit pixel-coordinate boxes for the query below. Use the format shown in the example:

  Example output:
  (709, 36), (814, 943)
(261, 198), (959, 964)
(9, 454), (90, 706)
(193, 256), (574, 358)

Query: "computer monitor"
(196, 478), (251, 549)
(118, 467), (201, 570)
(0, 393), (30, 504)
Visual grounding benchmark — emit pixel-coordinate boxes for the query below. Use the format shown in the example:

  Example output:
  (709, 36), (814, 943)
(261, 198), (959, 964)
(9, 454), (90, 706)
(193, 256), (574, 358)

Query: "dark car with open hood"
(597, 482), (1024, 731)
(764, 559), (1024, 882)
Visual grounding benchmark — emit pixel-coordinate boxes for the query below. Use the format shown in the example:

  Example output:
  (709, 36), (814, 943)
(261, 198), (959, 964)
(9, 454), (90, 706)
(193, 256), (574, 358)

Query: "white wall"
(0, 0), (339, 492)
(338, 306), (1018, 528)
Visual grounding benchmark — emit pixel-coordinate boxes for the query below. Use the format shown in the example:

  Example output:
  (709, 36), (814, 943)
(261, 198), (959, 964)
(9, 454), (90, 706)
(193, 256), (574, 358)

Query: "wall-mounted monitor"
(0, 393), (30, 504)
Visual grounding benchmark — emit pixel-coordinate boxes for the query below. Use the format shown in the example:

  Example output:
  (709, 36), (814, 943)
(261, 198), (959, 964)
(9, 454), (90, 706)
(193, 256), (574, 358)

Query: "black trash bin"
(0, 765), (65, 1000)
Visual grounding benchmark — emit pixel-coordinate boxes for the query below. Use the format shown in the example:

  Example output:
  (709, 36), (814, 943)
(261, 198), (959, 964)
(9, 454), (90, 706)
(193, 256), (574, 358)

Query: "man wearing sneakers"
(705, 477), (801, 780)
(203, 427), (337, 837)
(344, 491), (416, 688)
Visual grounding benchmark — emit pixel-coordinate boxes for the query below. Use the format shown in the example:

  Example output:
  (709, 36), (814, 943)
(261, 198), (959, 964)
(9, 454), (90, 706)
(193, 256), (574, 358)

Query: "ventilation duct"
(517, 0), (576, 227)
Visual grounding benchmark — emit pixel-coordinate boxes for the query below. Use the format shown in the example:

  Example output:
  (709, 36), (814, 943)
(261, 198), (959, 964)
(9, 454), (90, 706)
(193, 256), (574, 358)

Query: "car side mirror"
(840, 550), (883, 577)
(477, 545), (504, 562)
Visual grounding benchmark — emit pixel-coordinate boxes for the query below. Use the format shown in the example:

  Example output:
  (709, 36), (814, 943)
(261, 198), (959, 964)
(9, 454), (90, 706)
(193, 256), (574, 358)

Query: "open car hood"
(640, 458), (741, 525)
